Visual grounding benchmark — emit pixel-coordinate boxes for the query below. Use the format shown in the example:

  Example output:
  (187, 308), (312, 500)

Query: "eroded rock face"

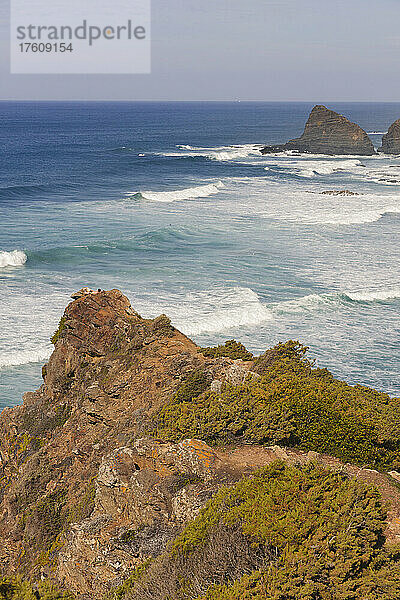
(56, 438), (241, 596)
(261, 105), (375, 156)
(380, 119), (400, 154)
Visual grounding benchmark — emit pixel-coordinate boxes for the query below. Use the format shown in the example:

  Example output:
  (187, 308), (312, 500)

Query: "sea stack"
(261, 105), (375, 156)
(379, 119), (400, 154)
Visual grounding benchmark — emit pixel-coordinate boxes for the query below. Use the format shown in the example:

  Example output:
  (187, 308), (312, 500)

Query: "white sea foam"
(220, 174), (400, 225)
(135, 287), (273, 337)
(264, 159), (364, 178)
(179, 288), (273, 336)
(367, 132), (387, 135)
(345, 287), (400, 301)
(270, 287), (400, 314)
(261, 153), (400, 185)
(267, 288), (400, 317)
(128, 181), (224, 203)
(0, 250), (27, 268)
(161, 144), (262, 162)
(0, 288), (70, 372)
(0, 346), (52, 369)
(141, 283), (396, 338)
(356, 164), (400, 186)
(270, 294), (339, 314)
(136, 283), (400, 342)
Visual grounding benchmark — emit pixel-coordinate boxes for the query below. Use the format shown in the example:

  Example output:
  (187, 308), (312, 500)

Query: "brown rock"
(262, 105), (375, 156)
(380, 119), (400, 154)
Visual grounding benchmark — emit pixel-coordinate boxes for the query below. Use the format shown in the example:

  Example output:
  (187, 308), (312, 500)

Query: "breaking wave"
(225, 174), (400, 225)
(1, 284), (399, 371)
(179, 288), (273, 336)
(137, 287), (273, 337)
(127, 181), (224, 203)
(143, 284), (400, 339)
(159, 144), (262, 162)
(345, 287), (400, 302)
(260, 153), (400, 185)
(307, 206), (400, 226)
(270, 288), (400, 315)
(0, 250), (27, 268)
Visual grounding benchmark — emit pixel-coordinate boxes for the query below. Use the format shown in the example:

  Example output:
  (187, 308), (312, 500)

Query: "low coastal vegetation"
(0, 578), (74, 599)
(157, 341), (400, 470)
(115, 463), (400, 599)
(199, 339), (253, 361)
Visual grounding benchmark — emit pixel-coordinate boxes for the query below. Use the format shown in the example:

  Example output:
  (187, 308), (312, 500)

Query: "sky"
(1, 0), (400, 101)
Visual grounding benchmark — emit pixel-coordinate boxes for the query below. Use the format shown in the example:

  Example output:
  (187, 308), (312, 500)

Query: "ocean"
(1, 101), (399, 409)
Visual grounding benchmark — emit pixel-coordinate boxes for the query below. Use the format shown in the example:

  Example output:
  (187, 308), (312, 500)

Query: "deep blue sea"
(1, 101), (399, 409)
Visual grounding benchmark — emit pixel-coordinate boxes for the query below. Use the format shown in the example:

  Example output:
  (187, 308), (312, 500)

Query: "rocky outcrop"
(321, 189), (360, 196)
(262, 105), (375, 156)
(0, 290), (256, 597)
(1, 289), (400, 598)
(380, 119), (400, 154)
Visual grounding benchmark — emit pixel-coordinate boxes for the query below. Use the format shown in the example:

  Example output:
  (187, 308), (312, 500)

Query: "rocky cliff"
(261, 105), (375, 155)
(1, 289), (400, 599)
(0, 290), (242, 596)
(380, 118), (400, 154)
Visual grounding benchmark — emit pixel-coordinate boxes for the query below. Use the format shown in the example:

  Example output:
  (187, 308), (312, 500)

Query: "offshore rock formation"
(1, 290), (400, 598)
(261, 105), (375, 155)
(380, 119), (400, 154)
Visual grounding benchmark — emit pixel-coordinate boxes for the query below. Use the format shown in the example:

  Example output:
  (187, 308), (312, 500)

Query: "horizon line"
(1, 99), (400, 104)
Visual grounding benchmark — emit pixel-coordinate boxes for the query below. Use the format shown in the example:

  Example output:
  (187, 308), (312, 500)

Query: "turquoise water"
(1, 101), (399, 408)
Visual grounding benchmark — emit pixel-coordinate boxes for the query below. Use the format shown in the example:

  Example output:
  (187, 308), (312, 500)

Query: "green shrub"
(36, 581), (75, 600)
(0, 578), (74, 600)
(122, 463), (400, 600)
(20, 489), (69, 567)
(199, 340), (253, 361)
(252, 340), (309, 372)
(33, 490), (68, 541)
(156, 341), (400, 469)
(174, 370), (211, 404)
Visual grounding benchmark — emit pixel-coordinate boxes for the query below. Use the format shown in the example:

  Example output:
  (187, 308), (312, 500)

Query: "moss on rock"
(50, 317), (68, 345)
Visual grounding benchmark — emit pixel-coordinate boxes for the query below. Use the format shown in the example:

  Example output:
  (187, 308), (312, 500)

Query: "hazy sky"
(1, 0), (400, 101)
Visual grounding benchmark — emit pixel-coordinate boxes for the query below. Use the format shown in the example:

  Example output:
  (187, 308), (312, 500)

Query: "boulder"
(262, 105), (375, 156)
(380, 119), (400, 154)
